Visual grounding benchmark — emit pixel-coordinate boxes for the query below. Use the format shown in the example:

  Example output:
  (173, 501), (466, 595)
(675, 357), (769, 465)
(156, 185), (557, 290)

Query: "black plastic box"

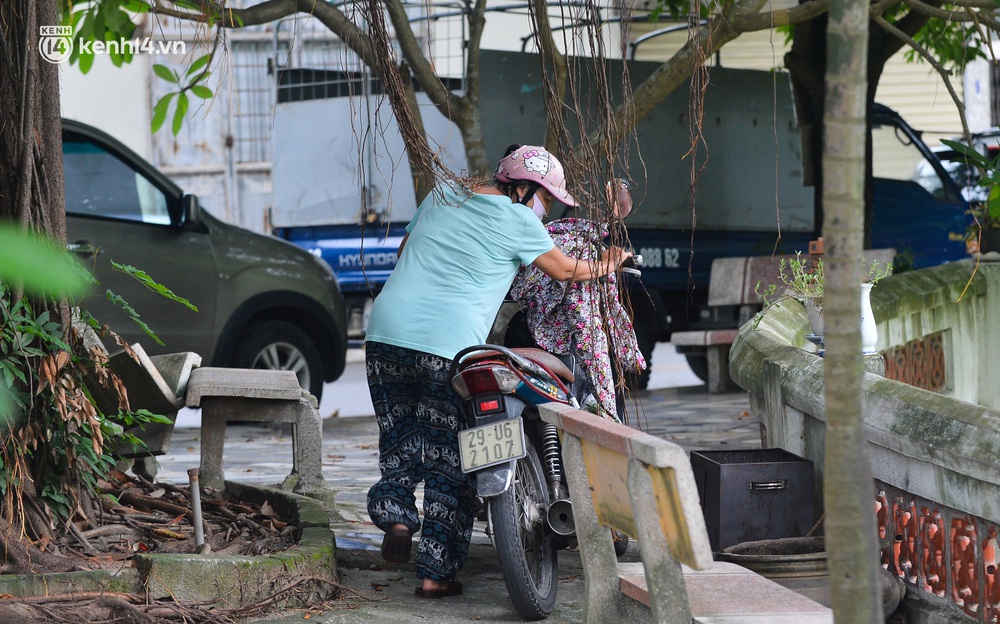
(690, 449), (815, 552)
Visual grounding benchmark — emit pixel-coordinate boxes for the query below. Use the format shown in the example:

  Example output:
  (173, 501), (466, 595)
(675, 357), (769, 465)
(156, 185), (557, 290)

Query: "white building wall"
(59, 54), (152, 159)
(962, 56), (994, 133)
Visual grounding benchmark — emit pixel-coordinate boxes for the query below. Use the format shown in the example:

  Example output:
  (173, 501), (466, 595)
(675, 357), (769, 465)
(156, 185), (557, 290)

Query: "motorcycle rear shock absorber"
(540, 423), (562, 486)
(541, 422), (574, 535)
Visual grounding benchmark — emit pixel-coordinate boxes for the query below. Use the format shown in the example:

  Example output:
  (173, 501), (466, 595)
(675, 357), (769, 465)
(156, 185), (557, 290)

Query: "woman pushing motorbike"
(363, 145), (631, 598)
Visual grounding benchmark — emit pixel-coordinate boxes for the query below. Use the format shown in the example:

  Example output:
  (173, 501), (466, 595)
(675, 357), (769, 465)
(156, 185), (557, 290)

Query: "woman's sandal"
(380, 525), (413, 564)
(414, 580), (464, 599)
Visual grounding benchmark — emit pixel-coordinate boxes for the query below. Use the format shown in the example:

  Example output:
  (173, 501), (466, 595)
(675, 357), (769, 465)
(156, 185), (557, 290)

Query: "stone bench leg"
(706, 344), (734, 393)
(198, 392), (325, 493)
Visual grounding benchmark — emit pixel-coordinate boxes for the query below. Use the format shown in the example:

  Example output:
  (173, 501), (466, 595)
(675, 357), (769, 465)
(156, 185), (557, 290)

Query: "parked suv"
(63, 119), (347, 400)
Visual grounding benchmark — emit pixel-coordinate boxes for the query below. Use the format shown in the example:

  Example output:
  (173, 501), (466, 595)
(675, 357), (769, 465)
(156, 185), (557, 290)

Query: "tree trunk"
(822, 0), (885, 620)
(0, 0), (82, 574)
(0, 0), (66, 238)
(785, 12), (828, 237)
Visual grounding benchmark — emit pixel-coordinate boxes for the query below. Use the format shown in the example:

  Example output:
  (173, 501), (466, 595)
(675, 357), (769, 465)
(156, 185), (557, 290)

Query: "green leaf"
(102, 6), (130, 34)
(92, 11), (106, 43)
(151, 92), (175, 133)
(153, 63), (178, 84)
(988, 187), (1000, 223)
(940, 139), (988, 167)
(135, 409), (173, 425)
(78, 49), (94, 74)
(171, 92), (189, 136)
(103, 290), (164, 346)
(0, 227), (89, 296)
(122, 0), (150, 12)
(190, 85), (213, 99)
(185, 54), (211, 77)
(110, 261), (198, 311)
(78, 12), (95, 44)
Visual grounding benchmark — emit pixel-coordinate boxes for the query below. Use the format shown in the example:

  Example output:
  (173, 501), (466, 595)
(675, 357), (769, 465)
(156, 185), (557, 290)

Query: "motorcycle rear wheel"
(489, 445), (558, 620)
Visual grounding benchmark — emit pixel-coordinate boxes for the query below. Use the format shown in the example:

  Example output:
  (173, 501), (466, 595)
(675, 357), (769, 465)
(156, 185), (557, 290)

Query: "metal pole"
(188, 468), (205, 550)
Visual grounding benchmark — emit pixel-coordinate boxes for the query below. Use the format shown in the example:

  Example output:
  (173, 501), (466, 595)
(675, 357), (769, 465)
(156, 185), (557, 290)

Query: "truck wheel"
(234, 320), (325, 402)
(685, 353), (709, 384)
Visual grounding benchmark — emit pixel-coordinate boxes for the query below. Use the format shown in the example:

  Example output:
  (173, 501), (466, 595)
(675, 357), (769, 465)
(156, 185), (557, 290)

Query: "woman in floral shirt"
(510, 179), (646, 422)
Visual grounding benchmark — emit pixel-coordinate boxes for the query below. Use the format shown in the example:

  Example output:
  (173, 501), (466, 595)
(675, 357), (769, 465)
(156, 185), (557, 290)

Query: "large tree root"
(0, 517), (95, 575)
(0, 576), (359, 623)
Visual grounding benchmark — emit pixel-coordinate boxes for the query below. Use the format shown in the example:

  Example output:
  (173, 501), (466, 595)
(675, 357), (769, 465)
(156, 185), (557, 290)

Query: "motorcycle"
(448, 255), (641, 621)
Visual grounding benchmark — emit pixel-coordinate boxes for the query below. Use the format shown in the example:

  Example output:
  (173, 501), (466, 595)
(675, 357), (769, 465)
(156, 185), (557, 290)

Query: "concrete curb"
(0, 482), (337, 610)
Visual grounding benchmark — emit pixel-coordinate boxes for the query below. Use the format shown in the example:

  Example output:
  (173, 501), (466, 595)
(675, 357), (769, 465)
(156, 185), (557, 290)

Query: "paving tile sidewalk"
(157, 386), (758, 622)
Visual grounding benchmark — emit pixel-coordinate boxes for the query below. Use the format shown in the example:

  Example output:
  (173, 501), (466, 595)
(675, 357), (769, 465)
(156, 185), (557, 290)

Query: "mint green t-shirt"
(365, 185), (555, 360)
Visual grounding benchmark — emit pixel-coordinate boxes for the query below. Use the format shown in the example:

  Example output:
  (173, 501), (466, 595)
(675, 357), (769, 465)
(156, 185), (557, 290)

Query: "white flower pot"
(860, 282), (878, 354)
(804, 299), (824, 336)
(803, 285), (877, 354)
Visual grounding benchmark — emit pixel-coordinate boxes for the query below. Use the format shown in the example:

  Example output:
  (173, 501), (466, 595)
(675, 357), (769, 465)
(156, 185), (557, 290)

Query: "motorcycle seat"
(511, 348), (575, 384)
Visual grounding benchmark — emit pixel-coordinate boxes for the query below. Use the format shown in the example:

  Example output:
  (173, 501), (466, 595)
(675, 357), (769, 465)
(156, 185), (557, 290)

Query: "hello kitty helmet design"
(494, 145), (578, 207)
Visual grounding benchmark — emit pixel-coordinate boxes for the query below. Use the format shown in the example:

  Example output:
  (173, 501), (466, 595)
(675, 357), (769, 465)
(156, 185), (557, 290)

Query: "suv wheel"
(234, 320), (325, 401)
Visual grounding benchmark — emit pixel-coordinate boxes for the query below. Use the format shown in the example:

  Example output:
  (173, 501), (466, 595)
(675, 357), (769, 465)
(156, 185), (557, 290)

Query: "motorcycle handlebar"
(621, 253), (642, 276)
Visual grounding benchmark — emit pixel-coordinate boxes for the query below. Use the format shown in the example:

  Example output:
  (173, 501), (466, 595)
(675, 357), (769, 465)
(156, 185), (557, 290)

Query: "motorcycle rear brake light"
(459, 365), (520, 395)
(461, 369), (500, 395)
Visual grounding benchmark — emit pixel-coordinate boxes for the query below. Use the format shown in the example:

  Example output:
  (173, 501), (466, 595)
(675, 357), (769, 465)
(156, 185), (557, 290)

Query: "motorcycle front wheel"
(489, 444), (558, 620)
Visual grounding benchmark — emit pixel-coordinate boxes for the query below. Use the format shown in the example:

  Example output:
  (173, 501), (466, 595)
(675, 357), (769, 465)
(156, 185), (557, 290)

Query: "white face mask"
(529, 193), (546, 219)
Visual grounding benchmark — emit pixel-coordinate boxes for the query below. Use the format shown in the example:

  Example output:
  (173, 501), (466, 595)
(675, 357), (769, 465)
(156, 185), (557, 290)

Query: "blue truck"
(271, 51), (970, 379)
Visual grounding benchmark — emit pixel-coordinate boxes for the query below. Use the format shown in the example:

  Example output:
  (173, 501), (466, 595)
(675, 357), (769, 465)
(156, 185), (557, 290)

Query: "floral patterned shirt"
(510, 218), (646, 420)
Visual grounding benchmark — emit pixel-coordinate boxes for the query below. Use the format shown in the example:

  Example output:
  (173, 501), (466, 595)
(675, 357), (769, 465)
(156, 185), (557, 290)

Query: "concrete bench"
(671, 255), (794, 393)
(184, 367), (325, 493)
(85, 342), (201, 480)
(539, 402), (833, 623)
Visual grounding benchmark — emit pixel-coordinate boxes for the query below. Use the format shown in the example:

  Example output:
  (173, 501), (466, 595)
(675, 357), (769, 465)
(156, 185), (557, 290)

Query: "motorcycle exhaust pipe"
(546, 499), (575, 536)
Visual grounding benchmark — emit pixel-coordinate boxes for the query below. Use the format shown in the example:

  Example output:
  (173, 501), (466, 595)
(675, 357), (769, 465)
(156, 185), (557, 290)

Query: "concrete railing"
(729, 259), (1000, 623)
(874, 259), (1000, 410)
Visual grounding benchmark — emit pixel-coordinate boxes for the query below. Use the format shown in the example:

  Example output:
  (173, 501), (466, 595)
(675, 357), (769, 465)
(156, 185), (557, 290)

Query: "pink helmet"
(494, 145), (577, 207)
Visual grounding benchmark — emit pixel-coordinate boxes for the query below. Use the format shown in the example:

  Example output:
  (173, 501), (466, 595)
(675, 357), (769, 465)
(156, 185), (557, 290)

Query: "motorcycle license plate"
(459, 418), (526, 473)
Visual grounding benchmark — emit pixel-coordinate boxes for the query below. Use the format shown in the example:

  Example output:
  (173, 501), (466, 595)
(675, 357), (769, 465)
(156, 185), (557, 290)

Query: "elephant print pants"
(364, 341), (475, 582)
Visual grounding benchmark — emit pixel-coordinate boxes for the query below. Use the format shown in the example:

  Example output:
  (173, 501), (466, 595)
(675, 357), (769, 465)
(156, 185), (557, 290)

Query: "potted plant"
(754, 252), (892, 352)
(940, 138), (1000, 255)
(755, 252), (825, 334)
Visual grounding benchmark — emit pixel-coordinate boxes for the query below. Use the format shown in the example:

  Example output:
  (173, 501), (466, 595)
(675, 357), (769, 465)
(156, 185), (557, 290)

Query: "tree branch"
(529, 0), (568, 153)
(593, 0), (768, 152)
(384, 0), (455, 110)
(902, 0), (1000, 30)
(301, 0), (380, 69)
(463, 0), (491, 173)
(151, 0), (299, 27)
(872, 13), (972, 143)
(730, 0), (831, 31)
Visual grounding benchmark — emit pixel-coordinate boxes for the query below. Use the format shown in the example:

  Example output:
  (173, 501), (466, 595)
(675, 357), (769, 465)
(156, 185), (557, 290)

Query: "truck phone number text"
(637, 247), (681, 269)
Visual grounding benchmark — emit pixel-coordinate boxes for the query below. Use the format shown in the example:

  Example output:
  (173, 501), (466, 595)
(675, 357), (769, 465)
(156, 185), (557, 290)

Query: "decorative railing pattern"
(877, 483), (999, 621)
(882, 333), (947, 393)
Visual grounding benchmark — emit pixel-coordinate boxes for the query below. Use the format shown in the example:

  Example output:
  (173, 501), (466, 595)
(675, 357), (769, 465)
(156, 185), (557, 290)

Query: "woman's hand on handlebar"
(601, 246), (633, 275)
(533, 245), (633, 283)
